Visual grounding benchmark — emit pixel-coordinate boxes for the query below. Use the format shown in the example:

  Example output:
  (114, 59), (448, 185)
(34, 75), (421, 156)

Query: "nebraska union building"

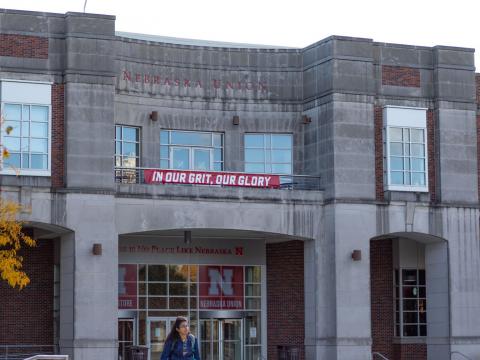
(0, 8), (480, 360)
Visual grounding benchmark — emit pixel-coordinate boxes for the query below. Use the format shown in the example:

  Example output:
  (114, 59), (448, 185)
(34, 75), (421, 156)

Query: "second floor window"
(1, 80), (51, 176)
(115, 125), (140, 168)
(244, 133), (292, 175)
(160, 130), (223, 171)
(383, 106), (428, 192)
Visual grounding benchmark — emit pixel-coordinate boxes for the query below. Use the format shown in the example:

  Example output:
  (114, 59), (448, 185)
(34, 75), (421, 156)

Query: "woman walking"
(160, 316), (200, 360)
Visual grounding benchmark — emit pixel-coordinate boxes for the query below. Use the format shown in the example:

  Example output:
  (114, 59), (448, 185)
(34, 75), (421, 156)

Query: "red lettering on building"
(123, 70), (131, 81)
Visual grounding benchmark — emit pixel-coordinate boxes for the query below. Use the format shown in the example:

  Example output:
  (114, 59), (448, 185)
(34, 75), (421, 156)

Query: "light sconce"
(351, 249), (362, 261)
(149, 111), (158, 121)
(232, 115), (240, 125)
(302, 115), (312, 124)
(92, 243), (102, 256)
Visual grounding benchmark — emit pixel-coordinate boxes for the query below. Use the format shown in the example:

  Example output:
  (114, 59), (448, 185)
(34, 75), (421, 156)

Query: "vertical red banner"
(118, 264), (137, 309)
(199, 266), (244, 310)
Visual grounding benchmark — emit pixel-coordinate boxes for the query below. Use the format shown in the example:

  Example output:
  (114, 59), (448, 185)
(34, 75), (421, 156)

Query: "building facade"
(0, 8), (479, 360)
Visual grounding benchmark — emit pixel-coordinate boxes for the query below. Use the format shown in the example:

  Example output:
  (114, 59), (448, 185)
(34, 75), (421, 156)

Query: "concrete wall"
(1, 7), (480, 360)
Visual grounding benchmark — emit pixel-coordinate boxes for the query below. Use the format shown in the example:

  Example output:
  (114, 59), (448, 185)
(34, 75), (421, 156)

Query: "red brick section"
(0, 34), (48, 59)
(393, 343), (427, 360)
(427, 110), (436, 203)
(382, 66), (421, 87)
(267, 241), (304, 360)
(370, 239), (394, 360)
(51, 84), (65, 188)
(0, 237), (54, 347)
(374, 106), (384, 201)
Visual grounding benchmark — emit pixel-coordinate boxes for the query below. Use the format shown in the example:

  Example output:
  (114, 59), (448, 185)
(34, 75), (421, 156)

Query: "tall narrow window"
(0, 81), (51, 176)
(244, 133), (292, 175)
(160, 130), (223, 171)
(384, 106), (428, 192)
(115, 125), (140, 183)
(394, 269), (427, 337)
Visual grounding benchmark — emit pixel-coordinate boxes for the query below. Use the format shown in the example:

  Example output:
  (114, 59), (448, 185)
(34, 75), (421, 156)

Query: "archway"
(370, 232), (450, 360)
(116, 228), (311, 360)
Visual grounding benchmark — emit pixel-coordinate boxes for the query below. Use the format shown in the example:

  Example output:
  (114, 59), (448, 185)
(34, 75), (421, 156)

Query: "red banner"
(118, 264), (137, 309)
(144, 169), (280, 188)
(199, 266), (244, 310)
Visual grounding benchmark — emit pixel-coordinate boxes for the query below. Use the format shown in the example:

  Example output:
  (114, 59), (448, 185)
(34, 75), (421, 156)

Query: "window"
(115, 125), (140, 183)
(394, 269), (427, 337)
(384, 106), (428, 192)
(244, 133), (292, 175)
(0, 81), (51, 175)
(160, 130), (223, 171)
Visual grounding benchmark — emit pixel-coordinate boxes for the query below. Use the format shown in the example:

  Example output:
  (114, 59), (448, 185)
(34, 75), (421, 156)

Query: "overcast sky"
(1, 0), (479, 67)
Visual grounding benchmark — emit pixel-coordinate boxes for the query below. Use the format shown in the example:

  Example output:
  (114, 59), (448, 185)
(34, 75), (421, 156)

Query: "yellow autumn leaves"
(0, 200), (36, 289)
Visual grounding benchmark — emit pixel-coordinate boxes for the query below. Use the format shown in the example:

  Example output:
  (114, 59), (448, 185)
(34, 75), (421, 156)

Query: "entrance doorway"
(147, 317), (176, 360)
(200, 318), (243, 360)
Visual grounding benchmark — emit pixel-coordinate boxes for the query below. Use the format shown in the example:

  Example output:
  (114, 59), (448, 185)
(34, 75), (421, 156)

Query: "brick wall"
(393, 343), (427, 360)
(382, 66), (421, 87)
(0, 237), (54, 346)
(427, 110), (436, 203)
(0, 34), (48, 59)
(370, 239), (394, 359)
(374, 106), (384, 201)
(51, 84), (65, 188)
(267, 241), (304, 360)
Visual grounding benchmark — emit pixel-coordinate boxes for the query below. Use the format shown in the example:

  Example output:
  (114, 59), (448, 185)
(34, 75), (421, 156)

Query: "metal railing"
(372, 352), (390, 360)
(0, 345), (56, 360)
(114, 167), (322, 191)
(24, 356), (68, 360)
(451, 351), (474, 360)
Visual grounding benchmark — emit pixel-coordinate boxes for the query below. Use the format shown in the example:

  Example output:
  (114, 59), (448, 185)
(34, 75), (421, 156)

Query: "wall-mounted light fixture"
(150, 111), (158, 121)
(302, 115), (312, 124)
(184, 230), (192, 245)
(232, 115), (240, 125)
(92, 243), (102, 256)
(351, 249), (362, 261)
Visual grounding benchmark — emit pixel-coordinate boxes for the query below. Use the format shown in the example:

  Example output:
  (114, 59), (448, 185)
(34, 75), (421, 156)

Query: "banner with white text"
(144, 169), (280, 189)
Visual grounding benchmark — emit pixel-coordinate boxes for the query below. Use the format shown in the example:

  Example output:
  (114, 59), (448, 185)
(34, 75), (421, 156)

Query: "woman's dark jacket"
(160, 334), (200, 360)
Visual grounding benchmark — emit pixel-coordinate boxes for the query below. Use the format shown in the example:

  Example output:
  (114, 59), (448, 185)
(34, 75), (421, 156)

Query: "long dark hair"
(165, 316), (189, 343)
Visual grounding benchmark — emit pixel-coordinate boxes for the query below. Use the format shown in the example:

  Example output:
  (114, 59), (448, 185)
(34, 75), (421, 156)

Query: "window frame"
(244, 133), (293, 175)
(115, 124), (141, 169)
(0, 80), (52, 176)
(394, 268), (427, 338)
(383, 106), (428, 192)
(160, 129), (224, 171)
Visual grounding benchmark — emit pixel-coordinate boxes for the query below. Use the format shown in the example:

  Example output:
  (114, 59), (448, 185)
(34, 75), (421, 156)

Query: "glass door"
(200, 318), (243, 360)
(118, 319), (134, 360)
(222, 319), (242, 360)
(147, 317), (176, 360)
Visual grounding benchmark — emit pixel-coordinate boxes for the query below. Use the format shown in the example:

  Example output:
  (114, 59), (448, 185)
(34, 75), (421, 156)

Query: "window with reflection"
(2, 104), (50, 171)
(394, 269), (427, 337)
(118, 263), (263, 359)
(115, 125), (140, 183)
(160, 130), (223, 171)
(244, 133), (292, 175)
(383, 106), (428, 192)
